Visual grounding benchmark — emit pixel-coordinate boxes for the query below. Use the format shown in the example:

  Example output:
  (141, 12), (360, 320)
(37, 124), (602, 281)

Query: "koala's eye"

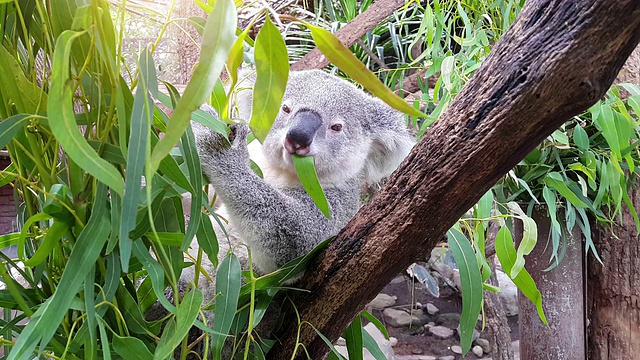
(330, 123), (343, 132)
(282, 104), (291, 114)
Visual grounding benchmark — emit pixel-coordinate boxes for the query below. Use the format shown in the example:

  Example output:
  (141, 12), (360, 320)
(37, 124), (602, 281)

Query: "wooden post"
(516, 210), (585, 360)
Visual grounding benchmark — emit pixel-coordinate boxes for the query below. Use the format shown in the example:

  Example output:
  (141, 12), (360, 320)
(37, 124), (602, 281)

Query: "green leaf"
(310, 324), (347, 360)
(0, 114), (28, 149)
(153, 288), (203, 360)
(543, 172), (589, 208)
(476, 190), (493, 220)
(447, 228), (482, 355)
(573, 125), (589, 151)
(222, 25), (251, 119)
(362, 330), (387, 360)
(112, 333), (153, 360)
(0, 46), (46, 113)
(132, 240), (175, 313)
(143, 232), (183, 247)
(594, 104), (622, 158)
(506, 202), (538, 279)
(48, 30), (123, 195)
(344, 316), (363, 360)
(238, 237), (331, 302)
(148, 0), (236, 180)
(120, 48), (154, 272)
(360, 310), (389, 340)
(179, 125), (202, 250)
(196, 213), (219, 269)
(250, 16), (289, 143)
(212, 253), (242, 360)
(9, 184), (111, 360)
(495, 226), (548, 325)
(292, 155), (331, 219)
(23, 219), (68, 267)
(0, 232), (20, 248)
(441, 55), (455, 90)
(301, 21), (426, 119)
(542, 186), (562, 236)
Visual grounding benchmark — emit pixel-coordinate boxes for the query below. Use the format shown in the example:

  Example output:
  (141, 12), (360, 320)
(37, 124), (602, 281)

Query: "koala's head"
(241, 70), (415, 188)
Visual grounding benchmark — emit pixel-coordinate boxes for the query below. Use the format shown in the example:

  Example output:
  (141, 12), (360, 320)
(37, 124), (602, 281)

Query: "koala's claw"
(229, 124), (250, 146)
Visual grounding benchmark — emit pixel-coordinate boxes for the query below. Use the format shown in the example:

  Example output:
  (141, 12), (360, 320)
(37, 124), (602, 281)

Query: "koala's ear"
(363, 101), (416, 184)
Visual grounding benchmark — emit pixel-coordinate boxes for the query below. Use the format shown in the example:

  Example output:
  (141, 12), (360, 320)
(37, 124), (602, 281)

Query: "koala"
(154, 69), (415, 358)
(190, 69), (415, 277)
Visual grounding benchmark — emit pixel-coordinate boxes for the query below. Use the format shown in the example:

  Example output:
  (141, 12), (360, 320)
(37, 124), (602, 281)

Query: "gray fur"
(191, 69), (415, 275)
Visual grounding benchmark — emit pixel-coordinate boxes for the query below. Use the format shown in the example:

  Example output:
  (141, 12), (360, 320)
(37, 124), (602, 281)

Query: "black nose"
(285, 110), (322, 155)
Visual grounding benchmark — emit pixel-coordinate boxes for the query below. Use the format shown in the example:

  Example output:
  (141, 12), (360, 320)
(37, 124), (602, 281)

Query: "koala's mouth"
(284, 137), (312, 156)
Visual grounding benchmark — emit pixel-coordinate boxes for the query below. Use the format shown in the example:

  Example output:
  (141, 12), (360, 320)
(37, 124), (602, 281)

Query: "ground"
(368, 273), (519, 359)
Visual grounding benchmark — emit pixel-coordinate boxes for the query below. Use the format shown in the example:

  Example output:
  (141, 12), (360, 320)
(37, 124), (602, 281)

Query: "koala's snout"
(284, 109), (322, 156)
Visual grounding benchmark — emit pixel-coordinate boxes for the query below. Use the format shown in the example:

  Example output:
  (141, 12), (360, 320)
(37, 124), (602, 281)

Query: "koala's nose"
(285, 109), (322, 156)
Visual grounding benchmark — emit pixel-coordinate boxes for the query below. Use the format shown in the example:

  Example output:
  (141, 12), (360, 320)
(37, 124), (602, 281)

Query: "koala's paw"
(196, 123), (251, 168)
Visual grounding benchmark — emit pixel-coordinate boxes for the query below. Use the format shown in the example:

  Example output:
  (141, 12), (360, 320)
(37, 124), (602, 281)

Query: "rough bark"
(516, 211), (585, 360)
(290, 0), (405, 71)
(588, 187), (640, 359)
(268, 1), (640, 359)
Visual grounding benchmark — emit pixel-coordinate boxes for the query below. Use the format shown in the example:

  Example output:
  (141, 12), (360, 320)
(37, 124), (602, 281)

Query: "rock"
(474, 338), (491, 353)
(472, 345), (483, 357)
(496, 269), (519, 316)
(390, 275), (406, 284)
(438, 357), (455, 360)
(368, 293), (397, 310)
(425, 302), (439, 315)
(415, 302), (423, 309)
(452, 269), (461, 290)
(411, 348), (423, 354)
(451, 345), (463, 355)
(395, 356), (436, 360)
(423, 321), (435, 329)
(389, 337), (398, 346)
(383, 308), (427, 328)
(428, 326), (454, 339)
(436, 312), (461, 325)
(336, 337), (346, 346)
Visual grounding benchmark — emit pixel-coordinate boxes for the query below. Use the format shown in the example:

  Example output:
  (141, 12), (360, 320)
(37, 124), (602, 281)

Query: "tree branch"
(290, 0), (405, 71)
(267, 1), (640, 359)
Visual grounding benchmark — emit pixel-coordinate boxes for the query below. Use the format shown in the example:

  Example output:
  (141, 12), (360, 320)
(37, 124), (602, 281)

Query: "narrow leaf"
(212, 253), (242, 359)
(112, 334), (154, 359)
(251, 16), (289, 142)
(543, 172), (589, 208)
(153, 288), (203, 360)
(447, 228), (482, 355)
(48, 30), (123, 195)
(344, 316), (363, 360)
(0, 114), (28, 149)
(301, 21), (426, 119)
(495, 226), (548, 325)
(292, 155), (331, 218)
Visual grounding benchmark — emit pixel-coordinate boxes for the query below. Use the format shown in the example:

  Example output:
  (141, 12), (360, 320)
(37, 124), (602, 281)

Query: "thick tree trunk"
(588, 188), (640, 359)
(516, 211), (585, 360)
(268, 1), (640, 359)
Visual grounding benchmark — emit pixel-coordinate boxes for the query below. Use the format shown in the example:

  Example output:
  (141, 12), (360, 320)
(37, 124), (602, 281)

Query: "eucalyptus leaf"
(292, 155), (331, 219)
(251, 16), (289, 143)
(447, 228), (482, 355)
